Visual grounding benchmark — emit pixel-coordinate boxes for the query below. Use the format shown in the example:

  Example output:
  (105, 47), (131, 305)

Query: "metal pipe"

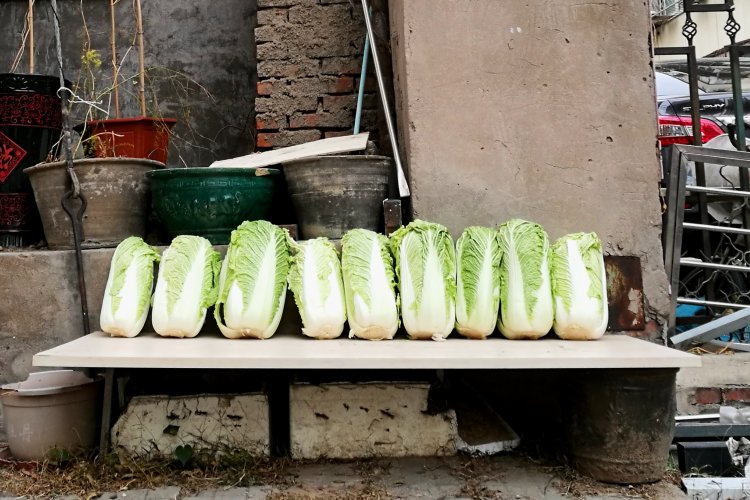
(686, 185), (750, 198)
(353, 8), (371, 135)
(677, 297), (750, 309)
(360, 0), (410, 197)
(682, 222), (750, 235)
(686, 48), (714, 272)
(680, 259), (750, 273)
(729, 44), (750, 248)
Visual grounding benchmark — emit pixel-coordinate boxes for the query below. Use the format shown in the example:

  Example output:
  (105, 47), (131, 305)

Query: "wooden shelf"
(33, 331), (700, 370)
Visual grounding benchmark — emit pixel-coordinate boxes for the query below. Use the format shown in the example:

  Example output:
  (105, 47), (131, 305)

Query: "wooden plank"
(209, 133), (370, 169)
(32, 332), (700, 370)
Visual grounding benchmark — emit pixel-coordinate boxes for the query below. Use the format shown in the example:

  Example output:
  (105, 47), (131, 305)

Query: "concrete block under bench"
(290, 383), (457, 459)
(111, 393), (270, 459)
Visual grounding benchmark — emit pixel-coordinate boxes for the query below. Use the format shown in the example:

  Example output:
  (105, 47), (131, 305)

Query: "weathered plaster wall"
(0, 0), (256, 166)
(389, 0), (668, 337)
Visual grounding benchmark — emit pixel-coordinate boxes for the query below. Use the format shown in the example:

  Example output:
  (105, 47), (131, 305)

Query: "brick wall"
(677, 355), (750, 415)
(255, 0), (379, 150)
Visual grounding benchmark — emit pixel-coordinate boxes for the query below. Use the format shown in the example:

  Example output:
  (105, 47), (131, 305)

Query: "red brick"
(257, 130), (322, 149)
(322, 94), (357, 112)
(256, 114), (286, 130)
(257, 133), (274, 149)
(257, 81), (275, 96)
(723, 387), (750, 403)
(694, 388), (721, 405)
(289, 113), (320, 129)
(355, 75), (378, 93)
(321, 56), (362, 76)
(290, 111), (353, 129)
(332, 76), (354, 94)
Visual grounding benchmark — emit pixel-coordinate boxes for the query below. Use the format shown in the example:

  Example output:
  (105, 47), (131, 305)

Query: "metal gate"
(658, 0), (750, 342)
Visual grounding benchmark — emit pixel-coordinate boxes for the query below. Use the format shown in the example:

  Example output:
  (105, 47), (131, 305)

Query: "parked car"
(655, 70), (750, 182)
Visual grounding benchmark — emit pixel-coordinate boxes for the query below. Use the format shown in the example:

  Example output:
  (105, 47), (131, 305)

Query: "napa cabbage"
(288, 237), (347, 339)
(497, 219), (554, 340)
(549, 232), (608, 340)
(341, 228), (399, 340)
(214, 221), (292, 339)
(152, 235), (221, 338)
(390, 220), (456, 341)
(100, 236), (160, 338)
(455, 226), (500, 339)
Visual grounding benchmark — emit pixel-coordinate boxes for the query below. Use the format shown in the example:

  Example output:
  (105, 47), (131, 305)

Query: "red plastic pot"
(75, 116), (177, 164)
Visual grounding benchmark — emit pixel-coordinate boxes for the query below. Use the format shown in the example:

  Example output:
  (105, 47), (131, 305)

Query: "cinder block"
(290, 383), (458, 459)
(112, 393), (269, 458)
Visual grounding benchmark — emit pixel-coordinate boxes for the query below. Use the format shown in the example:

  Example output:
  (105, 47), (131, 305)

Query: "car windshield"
(655, 71), (706, 98)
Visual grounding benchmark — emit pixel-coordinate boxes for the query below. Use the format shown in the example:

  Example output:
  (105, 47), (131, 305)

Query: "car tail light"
(658, 115), (725, 146)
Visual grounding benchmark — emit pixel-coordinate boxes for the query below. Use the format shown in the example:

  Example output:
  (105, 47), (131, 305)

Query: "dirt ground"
(0, 443), (685, 500)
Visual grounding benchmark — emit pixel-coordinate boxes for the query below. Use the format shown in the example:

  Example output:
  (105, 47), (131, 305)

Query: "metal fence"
(664, 145), (750, 344)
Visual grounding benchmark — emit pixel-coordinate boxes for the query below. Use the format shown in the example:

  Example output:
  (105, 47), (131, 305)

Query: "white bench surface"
(33, 331), (700, 370)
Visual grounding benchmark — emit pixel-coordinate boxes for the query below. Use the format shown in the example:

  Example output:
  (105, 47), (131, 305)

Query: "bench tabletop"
(32, 331), (700, 370)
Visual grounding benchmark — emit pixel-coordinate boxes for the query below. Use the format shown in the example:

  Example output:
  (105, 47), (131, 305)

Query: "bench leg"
(99, 368), (116, 454)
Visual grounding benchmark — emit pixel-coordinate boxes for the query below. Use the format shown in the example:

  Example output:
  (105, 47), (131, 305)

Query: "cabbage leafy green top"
(497, 219), (549, 320)
(108, 236), (160, 318)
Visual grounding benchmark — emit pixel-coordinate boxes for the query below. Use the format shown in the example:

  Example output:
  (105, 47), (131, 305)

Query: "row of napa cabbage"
(99, 218), (607, 341)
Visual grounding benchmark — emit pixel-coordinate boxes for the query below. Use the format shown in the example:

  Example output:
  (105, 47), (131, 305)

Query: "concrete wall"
(0, 0), (257, 166)
(389, 0), (669, 337)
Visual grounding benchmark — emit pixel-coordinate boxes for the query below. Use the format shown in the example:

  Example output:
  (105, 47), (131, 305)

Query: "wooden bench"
(33, 331), (699, 483)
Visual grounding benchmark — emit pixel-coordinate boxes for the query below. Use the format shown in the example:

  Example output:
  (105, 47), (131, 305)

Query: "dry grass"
(552, 464), (680, 499)
(0, 446), (292, 499)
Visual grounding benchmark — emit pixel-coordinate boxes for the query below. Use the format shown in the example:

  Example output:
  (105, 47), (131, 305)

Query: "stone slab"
(111, 393), (269, 458)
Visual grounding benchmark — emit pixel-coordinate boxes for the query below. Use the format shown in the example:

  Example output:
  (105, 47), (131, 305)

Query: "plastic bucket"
(0, 74), (64, 247)
(282, 155), (392, 239)
(0, 370), (100, 461)
(565, 368), (677, 484)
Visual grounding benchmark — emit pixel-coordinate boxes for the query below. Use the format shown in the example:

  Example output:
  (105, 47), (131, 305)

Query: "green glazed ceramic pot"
(147, 167), (279, 244)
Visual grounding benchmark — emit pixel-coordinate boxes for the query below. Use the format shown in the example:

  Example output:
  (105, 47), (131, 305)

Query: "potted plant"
(74, 0), (176, 164)
(21, 0), (169, 250)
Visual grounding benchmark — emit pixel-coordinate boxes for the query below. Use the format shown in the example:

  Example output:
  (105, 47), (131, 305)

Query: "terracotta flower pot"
(74, 116), (177, 164)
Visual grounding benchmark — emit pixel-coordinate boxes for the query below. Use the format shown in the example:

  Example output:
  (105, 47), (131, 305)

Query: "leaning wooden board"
(33, 331), (700, 370)
(209, 133), (369, 169)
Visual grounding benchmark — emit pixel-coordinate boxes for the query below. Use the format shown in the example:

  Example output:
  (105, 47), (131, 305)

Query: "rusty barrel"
(565, 368), (677, 484)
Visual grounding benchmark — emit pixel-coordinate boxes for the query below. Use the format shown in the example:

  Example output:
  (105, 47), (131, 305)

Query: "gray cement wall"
(0, 0), (257, 166)
(388, 0), (669, 337)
